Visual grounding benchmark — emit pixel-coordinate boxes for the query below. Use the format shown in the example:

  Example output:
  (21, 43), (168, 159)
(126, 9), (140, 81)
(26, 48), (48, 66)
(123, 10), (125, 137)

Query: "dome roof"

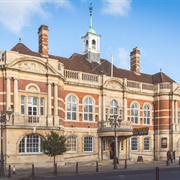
(87, 27), (96, 34)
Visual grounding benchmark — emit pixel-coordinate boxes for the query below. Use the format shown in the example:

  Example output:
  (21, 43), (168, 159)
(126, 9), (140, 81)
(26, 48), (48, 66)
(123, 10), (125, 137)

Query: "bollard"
(54, 163), (58, 175)
(31, 164), (35, 179)
(12, 165), (16, 174)
(7, 165), (11, 178)
(156, 166), (159, 180)
(76, 162), (78, 174)
(166, 160), (169, 166)
(124, 159), (127, 169)
(96, 161), (99, 172)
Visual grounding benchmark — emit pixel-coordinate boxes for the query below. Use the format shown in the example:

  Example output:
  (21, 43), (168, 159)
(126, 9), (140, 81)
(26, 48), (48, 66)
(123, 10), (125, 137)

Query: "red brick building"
(0, 9), (180, 168)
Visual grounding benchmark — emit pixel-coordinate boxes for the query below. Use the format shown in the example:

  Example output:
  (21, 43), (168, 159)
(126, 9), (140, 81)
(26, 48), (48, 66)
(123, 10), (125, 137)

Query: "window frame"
(21, 96), (25, 115)
(84, 97), (93, 122)
(67, 136), (77, 153)
(131, 102), (139, 124)
(84, 136), (93, 152)
(143, 137), (150, 151)
(19, 134), (43, 154)
(143, 104), (151, 125)
(131, 137), (138, 151)
(66, 95), (77, 121)
(110, 99), (118, 116)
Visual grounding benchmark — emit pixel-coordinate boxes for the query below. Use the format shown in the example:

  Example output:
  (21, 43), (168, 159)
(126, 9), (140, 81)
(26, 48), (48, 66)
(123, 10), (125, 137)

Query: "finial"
(89, 3), (93, 15)
(19, 38), (21, 43)
(160, 68), (162, 72)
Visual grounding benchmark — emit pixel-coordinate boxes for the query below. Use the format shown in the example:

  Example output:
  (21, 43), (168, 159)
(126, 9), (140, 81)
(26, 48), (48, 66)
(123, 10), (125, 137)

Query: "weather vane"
(89, 3), (93, 15)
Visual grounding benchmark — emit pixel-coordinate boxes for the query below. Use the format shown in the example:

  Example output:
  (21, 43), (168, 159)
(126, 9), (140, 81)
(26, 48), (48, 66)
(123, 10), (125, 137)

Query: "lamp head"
(6, 107), (13, 116)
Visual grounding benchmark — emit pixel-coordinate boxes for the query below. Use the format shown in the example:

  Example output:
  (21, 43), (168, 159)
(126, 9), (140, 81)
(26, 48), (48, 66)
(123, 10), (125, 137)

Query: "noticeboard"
(133, 127), (149, 136)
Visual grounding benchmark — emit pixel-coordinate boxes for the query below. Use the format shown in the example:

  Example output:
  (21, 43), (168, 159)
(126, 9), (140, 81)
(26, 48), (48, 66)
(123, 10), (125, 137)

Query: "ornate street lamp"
(0, 108), (13, 177)
(109, 114), (122, 169)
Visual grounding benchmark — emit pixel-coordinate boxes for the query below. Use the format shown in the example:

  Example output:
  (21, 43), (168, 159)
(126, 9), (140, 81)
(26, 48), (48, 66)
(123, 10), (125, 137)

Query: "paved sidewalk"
(1, 160), (180, 180)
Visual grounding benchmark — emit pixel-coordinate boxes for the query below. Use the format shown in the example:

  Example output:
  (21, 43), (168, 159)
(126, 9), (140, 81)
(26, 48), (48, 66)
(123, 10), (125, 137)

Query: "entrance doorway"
(110, 142), (115, 159)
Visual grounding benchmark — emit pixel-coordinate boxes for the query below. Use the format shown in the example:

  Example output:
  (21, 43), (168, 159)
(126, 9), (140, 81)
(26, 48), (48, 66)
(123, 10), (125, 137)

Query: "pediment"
(17, 61), (47, 73)
(7, 57), (60, 76)
(105, 80), (123, 90)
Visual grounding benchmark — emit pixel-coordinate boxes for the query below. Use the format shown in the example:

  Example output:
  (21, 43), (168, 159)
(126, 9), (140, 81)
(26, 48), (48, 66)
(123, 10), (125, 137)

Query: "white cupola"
(81, 3), (101, 63)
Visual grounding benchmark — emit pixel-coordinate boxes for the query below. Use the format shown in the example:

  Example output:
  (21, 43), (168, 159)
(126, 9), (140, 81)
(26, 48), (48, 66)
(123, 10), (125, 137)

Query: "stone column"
(47, 83), (52, 116)
(54, 84), (58, 116)
(6, 77), (11, 109)
(172, 100), (174, 124)
(123, 97), (127, 121)
(13, 78), (18, 113)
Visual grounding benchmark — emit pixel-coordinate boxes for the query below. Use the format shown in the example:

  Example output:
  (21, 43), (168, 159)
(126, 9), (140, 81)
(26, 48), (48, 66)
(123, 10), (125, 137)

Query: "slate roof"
(11, 43), (175, 84)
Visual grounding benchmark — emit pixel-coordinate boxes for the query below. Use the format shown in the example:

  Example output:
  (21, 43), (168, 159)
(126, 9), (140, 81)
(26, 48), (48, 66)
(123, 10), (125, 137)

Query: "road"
(36, 167), (180, 180)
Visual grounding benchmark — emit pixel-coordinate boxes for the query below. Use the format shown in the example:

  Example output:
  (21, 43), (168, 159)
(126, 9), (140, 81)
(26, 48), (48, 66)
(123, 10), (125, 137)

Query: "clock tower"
(82, 3), (101, 64)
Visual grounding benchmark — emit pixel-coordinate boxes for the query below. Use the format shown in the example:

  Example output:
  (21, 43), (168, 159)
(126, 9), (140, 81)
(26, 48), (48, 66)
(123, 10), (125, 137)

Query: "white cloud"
(117, 47), (129, 69)
(101, 0), (131, 16)
(0, 0), (72, 34)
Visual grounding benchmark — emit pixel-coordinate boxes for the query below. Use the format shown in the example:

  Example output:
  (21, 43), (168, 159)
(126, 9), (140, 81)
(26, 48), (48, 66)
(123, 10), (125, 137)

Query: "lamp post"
(0, 108), (13, 177)
(109, 115), (122, 169)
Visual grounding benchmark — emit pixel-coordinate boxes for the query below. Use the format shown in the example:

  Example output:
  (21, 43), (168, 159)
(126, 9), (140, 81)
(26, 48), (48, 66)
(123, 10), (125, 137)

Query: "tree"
(41, 131), (67, 165)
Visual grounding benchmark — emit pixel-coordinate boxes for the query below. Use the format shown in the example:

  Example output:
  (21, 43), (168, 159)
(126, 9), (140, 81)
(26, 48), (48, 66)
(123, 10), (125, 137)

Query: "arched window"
(92, 39), (96, 49)
(84, 136), (93, 152)
(144, 137), (150, 151)
(67, 136), (77, 152)
(86, 40), (88, 46)
(84, 97), (93, 121)
(131, 137), (138, 151)
(19, 134), (43, 153)
(110, 100), (118, 116)
(131, 102), (139, 124)
(144, 104), (151, 124)
(66, 95), (77, 120)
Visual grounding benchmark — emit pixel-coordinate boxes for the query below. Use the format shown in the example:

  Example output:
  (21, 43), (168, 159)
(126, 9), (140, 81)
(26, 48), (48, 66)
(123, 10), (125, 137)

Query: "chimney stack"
(130, 47), (140, 74)
(38, 25), (49, 57)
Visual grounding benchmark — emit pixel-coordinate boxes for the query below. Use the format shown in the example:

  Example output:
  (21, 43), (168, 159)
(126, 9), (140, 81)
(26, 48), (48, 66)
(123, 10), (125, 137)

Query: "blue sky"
(0, 0), (180, 82)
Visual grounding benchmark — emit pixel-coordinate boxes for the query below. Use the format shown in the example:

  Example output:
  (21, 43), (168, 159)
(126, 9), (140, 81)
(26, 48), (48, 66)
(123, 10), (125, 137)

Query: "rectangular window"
(178, 111), (180, 124)
(28, 97), (39, 123)
(120, 140), (124, 151)
(84, 137), (93, 152)
(119, 110), (123, 121)
(105, 108), (108, 121)
(144, 137), (150, 151)
(103, 140), (106, 152)
(40, 98), (44, 116)
(131, 137), (138, 151)
(21, 96), (25, 115)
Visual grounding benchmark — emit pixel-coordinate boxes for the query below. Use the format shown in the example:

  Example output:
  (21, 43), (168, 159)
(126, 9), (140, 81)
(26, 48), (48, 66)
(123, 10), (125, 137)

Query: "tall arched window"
(144, 104), (151, 124)
(84, 97), (93, 121)
(92, 39), (96, 49)
(66, 95), (77, 120)
(19, 134), (43, 153)
(131, 102), (139, 124)
(110, 100), (118, 116)
(67, 136), (77, 152)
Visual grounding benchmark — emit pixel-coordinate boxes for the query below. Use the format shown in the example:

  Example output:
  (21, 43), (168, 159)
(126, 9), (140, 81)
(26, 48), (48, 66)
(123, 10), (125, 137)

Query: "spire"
(89, 3), (93, 29)
(87, 3), (96, 34)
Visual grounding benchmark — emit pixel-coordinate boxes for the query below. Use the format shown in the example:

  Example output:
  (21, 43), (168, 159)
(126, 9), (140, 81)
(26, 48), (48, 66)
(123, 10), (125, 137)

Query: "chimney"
(38, 25), (49, 57)
(130, 47), (140, 74)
